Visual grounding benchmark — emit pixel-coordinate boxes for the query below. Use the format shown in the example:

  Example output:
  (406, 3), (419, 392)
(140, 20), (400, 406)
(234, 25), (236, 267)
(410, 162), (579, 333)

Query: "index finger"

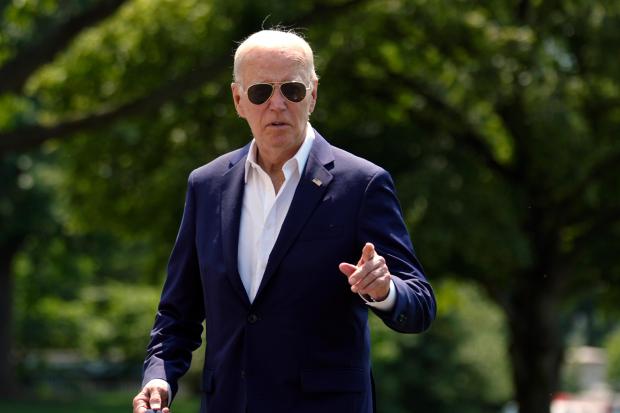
(149, 389), (168, 411)
(362, 242), (375, 263)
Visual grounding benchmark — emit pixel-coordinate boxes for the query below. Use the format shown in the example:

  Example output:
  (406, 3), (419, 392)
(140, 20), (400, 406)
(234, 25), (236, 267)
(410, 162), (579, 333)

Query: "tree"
(1, 0), (619, 411)
(371, 280), (512, 413)
(0, 0), (130, 394)
(0, 0), (374, 397)
(314, 2), (620, 412)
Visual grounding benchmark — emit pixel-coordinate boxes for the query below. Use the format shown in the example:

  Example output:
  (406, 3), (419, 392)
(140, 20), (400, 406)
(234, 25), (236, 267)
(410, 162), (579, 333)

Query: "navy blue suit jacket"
(142, 130), (436, 413)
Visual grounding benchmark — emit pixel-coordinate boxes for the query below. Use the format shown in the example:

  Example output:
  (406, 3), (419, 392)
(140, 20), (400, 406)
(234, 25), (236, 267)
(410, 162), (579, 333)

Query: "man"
(133, 29), (435, 413)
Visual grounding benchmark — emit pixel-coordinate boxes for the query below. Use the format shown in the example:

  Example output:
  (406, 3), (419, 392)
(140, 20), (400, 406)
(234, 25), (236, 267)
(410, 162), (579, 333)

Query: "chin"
(268, 131), (296, 145)
(270, 136), (295, 149)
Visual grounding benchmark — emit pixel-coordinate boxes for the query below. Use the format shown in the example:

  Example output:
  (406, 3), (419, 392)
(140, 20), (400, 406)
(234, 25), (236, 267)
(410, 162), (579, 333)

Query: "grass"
(4, 390), (200, 413)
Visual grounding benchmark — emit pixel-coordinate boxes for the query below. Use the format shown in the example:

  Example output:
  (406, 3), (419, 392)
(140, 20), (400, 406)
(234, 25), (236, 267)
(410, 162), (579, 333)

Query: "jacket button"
(398, 314), (407, 323)
(247, 314), (258, 324)
(241, 369), (246, 379)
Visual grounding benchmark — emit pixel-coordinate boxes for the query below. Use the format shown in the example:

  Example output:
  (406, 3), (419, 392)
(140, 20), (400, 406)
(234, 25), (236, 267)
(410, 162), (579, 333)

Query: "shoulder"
(332, 146), (384, 174)
(328, 144), (389, 188)
(187, 145), (249, 185)
(314, 129), (386, 180)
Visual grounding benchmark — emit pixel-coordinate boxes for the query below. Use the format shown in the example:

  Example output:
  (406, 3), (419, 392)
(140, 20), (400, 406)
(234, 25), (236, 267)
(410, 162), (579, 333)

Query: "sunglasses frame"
(243, 81), (312, 105)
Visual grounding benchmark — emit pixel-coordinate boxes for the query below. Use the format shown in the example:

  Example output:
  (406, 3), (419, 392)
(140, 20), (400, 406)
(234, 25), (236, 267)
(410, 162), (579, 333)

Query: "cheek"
(296, 102), (311, 118)
(245, 111), (265, 133)
(242, 105), (260, 122)
(239, 96), (265, 119)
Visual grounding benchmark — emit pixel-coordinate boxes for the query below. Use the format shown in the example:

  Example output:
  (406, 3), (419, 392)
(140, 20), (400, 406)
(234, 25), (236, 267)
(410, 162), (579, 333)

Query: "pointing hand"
(339, 242), (391, 301)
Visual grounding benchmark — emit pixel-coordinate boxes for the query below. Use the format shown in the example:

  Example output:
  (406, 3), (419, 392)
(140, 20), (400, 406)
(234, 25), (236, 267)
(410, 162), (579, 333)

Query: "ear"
(308, 79), (318, 114)
(231, 83), (246, 118)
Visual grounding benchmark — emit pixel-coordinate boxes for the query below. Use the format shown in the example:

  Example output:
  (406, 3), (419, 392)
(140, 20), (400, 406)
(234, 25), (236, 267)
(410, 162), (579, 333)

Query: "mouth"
(267, 121), (289, 128)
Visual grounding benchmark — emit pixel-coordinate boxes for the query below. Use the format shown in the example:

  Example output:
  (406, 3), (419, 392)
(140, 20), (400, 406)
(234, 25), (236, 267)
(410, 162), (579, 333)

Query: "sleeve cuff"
(361, 279), (396, 311)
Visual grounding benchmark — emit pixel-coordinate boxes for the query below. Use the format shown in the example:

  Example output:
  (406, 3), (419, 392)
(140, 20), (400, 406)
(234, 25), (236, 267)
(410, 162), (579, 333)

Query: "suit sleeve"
(357, 169), (436, 333)
(142, 172), (205, 398)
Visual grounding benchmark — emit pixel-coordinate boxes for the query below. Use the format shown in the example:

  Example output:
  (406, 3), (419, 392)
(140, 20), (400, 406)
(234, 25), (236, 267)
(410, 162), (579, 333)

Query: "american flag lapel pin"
(312, 178), (322, 187)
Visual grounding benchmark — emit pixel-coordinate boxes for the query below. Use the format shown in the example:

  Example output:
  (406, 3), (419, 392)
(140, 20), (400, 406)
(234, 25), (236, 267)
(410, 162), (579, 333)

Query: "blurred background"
(1, 0), (619, 412)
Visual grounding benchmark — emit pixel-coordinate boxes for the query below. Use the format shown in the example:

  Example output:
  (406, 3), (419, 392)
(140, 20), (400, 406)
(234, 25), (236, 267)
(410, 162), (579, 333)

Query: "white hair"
(233, 29), (318, 84)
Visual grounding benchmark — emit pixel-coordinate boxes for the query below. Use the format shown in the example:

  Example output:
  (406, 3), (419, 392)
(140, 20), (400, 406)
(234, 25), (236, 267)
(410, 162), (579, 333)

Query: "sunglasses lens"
(281, 82), (307, 102)
(247, 84), (274, 104)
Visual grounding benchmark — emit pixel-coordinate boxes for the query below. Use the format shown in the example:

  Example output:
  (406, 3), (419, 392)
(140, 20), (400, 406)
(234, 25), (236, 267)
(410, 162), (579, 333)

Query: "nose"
(267, 86), (287, 111)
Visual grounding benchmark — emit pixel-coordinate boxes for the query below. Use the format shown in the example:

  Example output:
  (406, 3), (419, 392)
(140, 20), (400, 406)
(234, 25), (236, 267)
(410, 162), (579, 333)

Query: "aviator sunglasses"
(244, 81), (311, 105)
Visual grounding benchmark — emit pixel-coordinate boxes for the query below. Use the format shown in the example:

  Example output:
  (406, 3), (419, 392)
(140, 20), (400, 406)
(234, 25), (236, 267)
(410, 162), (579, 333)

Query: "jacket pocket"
(300, 367), (366, 393)
(202, 368), (215, 393)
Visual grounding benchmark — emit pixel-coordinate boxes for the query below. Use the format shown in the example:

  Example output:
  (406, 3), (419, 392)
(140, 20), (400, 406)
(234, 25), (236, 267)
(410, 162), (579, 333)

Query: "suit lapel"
(220, 145), (251, 307)
(254, 132), (335, 301)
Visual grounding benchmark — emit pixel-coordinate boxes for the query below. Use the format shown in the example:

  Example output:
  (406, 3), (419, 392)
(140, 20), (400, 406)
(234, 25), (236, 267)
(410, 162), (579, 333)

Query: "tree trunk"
(506, 273), (564, 413)
(0, 244), (19, 397)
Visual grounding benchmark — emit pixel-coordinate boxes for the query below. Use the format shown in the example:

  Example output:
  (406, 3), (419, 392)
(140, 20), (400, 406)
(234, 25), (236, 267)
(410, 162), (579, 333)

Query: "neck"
(256, 149), (290, 175)
(256, 149), (289, 194)
(255, 133), (305, 194)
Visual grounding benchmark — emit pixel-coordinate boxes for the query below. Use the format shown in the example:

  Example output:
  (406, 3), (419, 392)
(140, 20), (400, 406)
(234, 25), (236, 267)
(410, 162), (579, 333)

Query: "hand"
(339, 242), (391, 301)
(133, 379), (170, 413)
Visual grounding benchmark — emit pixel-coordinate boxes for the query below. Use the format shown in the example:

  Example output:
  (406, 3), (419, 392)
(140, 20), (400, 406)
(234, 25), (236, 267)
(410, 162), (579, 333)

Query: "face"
(231, 46), (318, 160)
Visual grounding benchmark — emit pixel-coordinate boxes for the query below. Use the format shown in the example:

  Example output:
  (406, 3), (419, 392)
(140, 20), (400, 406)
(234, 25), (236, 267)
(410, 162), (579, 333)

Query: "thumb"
(339, 262), (357, 277)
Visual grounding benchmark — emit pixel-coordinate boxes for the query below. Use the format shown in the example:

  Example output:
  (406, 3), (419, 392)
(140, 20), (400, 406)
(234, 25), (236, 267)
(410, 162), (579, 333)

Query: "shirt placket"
(253, 169), (277, 300)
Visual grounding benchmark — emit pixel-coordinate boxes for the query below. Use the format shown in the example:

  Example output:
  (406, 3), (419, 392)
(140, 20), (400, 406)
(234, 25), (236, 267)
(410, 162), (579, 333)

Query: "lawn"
(4, 390), (200, 413)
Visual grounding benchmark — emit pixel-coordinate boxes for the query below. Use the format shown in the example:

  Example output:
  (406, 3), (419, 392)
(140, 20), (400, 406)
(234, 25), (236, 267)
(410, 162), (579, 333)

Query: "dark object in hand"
(146, 410), (161, 413)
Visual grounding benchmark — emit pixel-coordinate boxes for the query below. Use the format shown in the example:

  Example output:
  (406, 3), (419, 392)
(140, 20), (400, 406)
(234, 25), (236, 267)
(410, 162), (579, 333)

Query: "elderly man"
(133, 29), (435, 413)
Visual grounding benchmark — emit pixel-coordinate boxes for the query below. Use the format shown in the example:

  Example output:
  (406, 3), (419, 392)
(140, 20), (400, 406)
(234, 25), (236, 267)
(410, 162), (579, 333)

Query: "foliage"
(371, 279), (512, 413)
(1, 0), (620, 411)
(0, 154), (51, 245)
(10, 152), (164, 358)
(16, 279), (160, 361)
(605, 328), (620, 389)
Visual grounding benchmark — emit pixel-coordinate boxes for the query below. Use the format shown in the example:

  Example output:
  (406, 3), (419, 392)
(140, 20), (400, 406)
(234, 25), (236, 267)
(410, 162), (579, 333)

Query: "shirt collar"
(244, 123), (315, 183)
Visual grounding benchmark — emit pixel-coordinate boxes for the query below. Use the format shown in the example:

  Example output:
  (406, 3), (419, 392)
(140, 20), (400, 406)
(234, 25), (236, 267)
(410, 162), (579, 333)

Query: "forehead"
(238, 46), (308, 84)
